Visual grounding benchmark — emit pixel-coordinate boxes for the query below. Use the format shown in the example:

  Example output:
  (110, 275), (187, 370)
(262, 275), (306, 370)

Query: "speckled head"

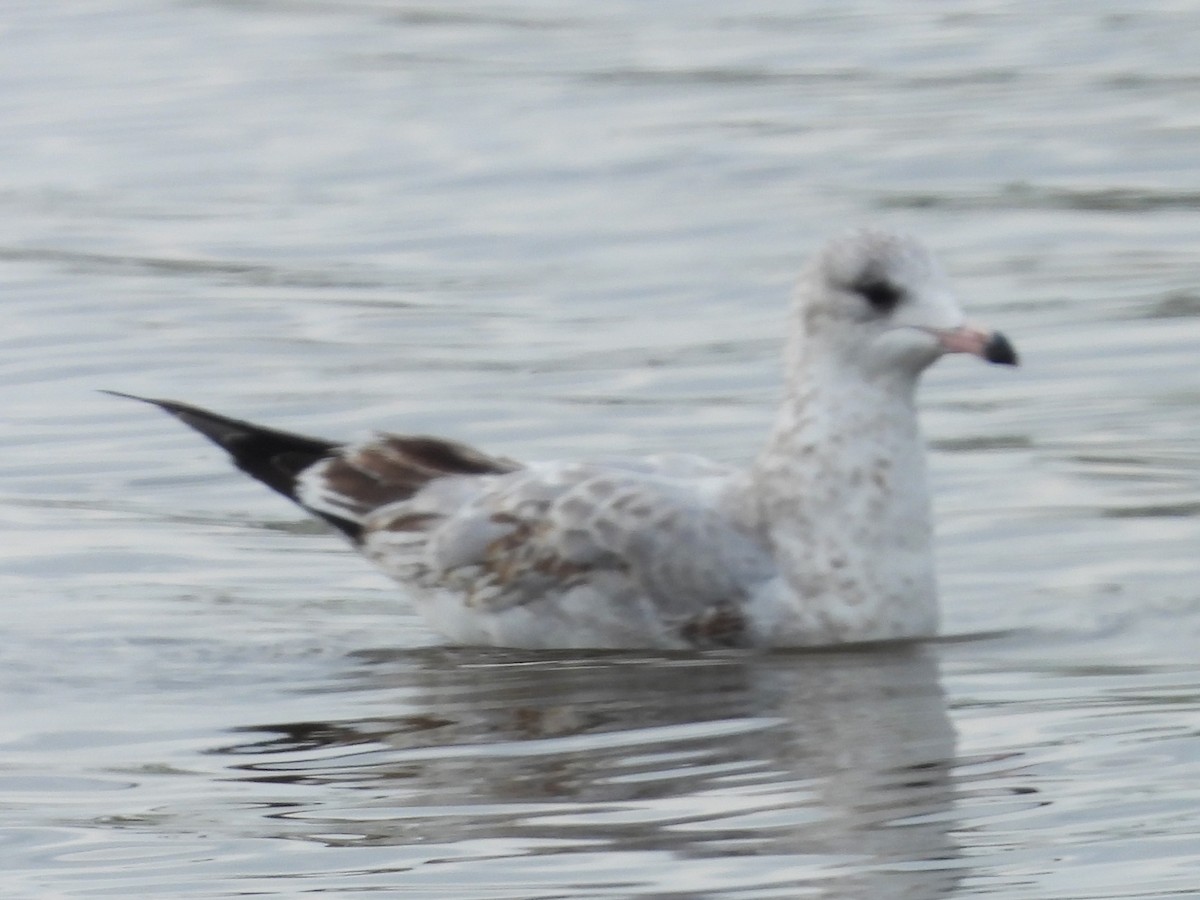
(796, 228), (1018, 380)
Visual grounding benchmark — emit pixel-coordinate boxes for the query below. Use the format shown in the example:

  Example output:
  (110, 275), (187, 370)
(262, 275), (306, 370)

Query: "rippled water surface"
(3, 2), (1199, 897)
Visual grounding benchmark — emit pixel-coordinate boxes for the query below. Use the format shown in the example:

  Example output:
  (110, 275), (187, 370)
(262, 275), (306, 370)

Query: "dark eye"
(854, 279), (903, 313)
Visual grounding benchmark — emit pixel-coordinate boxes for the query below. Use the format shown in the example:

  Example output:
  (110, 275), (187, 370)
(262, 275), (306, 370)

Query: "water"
(2, 1), (1199, 897)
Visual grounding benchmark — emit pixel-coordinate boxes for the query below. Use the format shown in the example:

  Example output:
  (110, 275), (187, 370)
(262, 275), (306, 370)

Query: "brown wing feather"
(300, 435), (521, 528)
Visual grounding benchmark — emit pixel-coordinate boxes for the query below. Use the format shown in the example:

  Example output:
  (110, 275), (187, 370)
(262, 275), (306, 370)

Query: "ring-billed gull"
(109, 228), (1017, 649)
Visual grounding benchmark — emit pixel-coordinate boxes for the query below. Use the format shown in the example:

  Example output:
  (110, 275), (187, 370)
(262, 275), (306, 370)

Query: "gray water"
(2, 2), (1199, 897)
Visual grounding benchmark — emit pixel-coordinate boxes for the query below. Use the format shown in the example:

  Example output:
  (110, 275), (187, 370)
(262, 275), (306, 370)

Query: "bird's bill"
(931, 325), (1019, 366)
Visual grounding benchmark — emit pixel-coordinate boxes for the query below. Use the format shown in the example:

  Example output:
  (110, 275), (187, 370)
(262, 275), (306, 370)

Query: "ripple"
(878, 183), (1200, 212)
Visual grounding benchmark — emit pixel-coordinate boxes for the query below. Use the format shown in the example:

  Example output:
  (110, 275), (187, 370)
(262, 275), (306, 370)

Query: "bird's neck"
(746, 344), (938, 642)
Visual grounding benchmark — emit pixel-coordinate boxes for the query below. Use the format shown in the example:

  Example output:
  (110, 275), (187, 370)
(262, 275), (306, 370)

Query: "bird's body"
(112, 229), (1017, 649)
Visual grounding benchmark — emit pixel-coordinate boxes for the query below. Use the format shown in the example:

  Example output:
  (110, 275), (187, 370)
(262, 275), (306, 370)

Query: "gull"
(109, 228), (1017, 649)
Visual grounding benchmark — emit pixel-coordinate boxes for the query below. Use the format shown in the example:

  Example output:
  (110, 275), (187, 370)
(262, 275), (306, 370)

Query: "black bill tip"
(984, 332), (1019, 366)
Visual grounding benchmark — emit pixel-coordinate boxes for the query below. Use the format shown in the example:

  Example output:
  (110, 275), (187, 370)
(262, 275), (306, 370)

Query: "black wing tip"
(101, 388), (158, 405)
(101, 389), (227, 423)
(106, 389), (362, 540)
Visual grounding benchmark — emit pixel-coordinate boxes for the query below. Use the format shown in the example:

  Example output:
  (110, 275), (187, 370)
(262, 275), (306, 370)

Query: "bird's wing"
(294, 433), (521, 525)
(358, 455), (776, 648)
(104, 393), (522, 542)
